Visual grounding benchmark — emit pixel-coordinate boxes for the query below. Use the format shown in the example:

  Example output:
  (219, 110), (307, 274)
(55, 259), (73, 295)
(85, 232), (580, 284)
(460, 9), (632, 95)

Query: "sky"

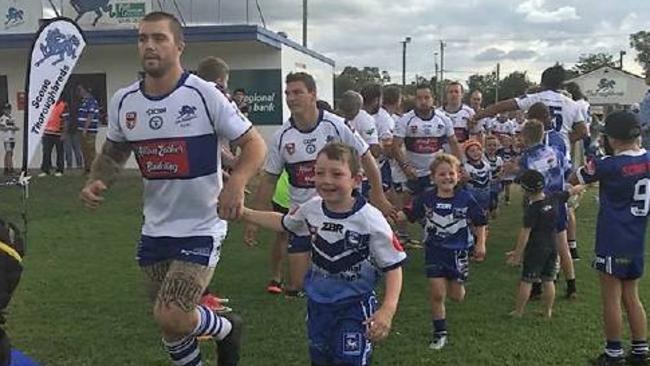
(206, 0), (647, 85)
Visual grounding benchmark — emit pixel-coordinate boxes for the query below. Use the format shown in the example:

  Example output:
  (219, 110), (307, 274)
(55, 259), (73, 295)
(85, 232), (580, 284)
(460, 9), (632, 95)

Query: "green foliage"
(571, 53), (617, 75)
(630, 31), (650, 70)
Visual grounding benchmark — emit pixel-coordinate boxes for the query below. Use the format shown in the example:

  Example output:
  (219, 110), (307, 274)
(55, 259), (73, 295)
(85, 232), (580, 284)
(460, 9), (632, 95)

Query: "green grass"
(0, 173), (648, 365)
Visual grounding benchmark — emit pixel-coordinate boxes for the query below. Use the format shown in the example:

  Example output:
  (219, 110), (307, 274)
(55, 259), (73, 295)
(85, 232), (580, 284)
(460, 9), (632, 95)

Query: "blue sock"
(433, 318), (447, 337)
(604, 340), (624, 358)
(192, 305), (232, 341)
(163, 336), (202, 366)
(632, 340), (649, 356)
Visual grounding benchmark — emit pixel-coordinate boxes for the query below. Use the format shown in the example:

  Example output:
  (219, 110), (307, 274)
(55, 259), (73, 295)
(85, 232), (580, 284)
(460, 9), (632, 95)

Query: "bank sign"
(63, 0), (150, 28)
(230, 69), (282, 125)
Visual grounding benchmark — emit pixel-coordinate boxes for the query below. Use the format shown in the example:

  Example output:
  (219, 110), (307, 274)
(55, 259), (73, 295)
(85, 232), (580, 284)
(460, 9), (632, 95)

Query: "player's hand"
(505, 250), (521, 266)
(473, 245), (486, 262)
(404, 165), (418, 181)
(243, 223), (259, 247)
(364, 306), (394, 342)
(218, 175), (246, 220)
(80, 180), (107, 209)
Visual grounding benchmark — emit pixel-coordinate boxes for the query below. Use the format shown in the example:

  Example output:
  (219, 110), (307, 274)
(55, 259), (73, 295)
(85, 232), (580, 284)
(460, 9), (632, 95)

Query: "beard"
(141, 59), (166, 78)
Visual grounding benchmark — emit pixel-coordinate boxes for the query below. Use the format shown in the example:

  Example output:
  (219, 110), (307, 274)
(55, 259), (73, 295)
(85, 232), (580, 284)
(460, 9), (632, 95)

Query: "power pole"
(434, 51), (439, 97)
(302, 0), (308, 47)
(401, 37), (411, 87)
(439, 40), (446, 102)
(246, 0), (250, 24)
(495, 63), (501, 102)
(619, 50), (627, 70)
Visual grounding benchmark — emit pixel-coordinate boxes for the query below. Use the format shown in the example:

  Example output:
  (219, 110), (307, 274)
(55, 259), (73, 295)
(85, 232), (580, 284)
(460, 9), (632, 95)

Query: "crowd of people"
(1, 10), (650, 366)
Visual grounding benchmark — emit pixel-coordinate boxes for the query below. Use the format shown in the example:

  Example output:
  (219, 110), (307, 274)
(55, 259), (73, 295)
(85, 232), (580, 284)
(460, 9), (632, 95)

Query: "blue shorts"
(308, 293), (377, 366)
(489, 189), (500, 211)
(380, 161), (392, 192)
(287, 233), (311, 254)
(593, 255), (644, 280)
(425, 245), (469, 282)
(556, 202), (567, 233)
(406, 176), (432, 195)
(136, 234), (223, 267)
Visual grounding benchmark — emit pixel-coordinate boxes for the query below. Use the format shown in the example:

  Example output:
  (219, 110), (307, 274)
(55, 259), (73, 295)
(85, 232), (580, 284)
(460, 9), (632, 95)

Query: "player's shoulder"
(359, 201), (391, 229)
(300, 196), (324, 213)
(434, 109), (451, 121)
(461, 104), (475, 114)
(112, 80), (141, 102)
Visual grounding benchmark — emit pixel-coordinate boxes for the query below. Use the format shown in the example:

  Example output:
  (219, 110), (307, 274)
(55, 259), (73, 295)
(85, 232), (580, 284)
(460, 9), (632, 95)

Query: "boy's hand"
(569, 184), (585, 196)
(80, 180), (107, 209)
(364, 306), (394, 342)
(505, 250), (521, 266)
(395, 211), (408, 223)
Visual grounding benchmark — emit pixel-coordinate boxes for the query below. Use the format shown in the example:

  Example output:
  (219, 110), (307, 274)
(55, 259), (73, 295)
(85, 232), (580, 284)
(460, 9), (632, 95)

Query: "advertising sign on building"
(0, 0), (41, 33)
(229, 69), (283, 125)
(62, 0), (150, 29)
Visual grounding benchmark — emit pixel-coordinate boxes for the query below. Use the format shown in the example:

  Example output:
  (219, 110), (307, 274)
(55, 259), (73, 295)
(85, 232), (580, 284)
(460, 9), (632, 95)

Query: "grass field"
(1, 173), (648, 365)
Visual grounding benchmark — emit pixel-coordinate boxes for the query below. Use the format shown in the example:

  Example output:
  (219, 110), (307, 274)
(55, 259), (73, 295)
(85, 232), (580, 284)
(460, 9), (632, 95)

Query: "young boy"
(519, 120), (577, 299)
(570, 111), (650, 366)
(484, 135), (504, 218)
(0, 104), (18, 176)
(507, 170), (583, 318)
(400, 153), (487, 350)
(241, 142), (406, 366)
(497, 134), (518, 205)
(462, 140), (491, 213)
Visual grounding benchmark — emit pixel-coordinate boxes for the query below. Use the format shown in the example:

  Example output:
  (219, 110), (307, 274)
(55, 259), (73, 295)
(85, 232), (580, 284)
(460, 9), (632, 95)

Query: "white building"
(0, 0), (335, 169)
(566, 66), (646, 114)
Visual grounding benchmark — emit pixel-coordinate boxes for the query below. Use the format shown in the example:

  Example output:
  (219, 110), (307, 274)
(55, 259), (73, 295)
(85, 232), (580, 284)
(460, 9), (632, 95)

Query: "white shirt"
(349, 109), (379, 146)
(0, 115), (17, 142)
(264, 109), (369, 206)
(490, 118), (516, 137)
(438, 104), (476, 143)
(107, 72), (252, 237)
(394, 109), (454, 178)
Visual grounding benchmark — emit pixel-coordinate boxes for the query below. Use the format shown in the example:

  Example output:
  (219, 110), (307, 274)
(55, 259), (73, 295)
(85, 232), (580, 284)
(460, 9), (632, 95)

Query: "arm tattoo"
(88, 140), (132, 186)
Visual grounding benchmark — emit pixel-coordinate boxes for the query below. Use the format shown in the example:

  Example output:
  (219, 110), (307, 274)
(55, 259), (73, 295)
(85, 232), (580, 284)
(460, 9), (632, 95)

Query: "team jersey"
(438, 104), (476, 143)
(265, 109), (368, 206)
(373, 107), (395, 142)
(389, 113), (407, 183)
(107, 72), (252, 237)
(394, 109), (454, 178)
(405, 188), (488, 250)
(282, 195), (407, 304)
(497, 147), (519, 181)
(512, 120), (524, 135)
(490, 118), (516, 137)
(348, 109), (379, 146)
(515, 90), (584, 158)
(519, 144), (568, 193)
(0, 115), (17, 142)
(544, 129), (567, 159)
(77, 96), (101, 133)
(464, 160), (491, 191)
(575, 99), (591, 128)
(576, 150), (650, 258)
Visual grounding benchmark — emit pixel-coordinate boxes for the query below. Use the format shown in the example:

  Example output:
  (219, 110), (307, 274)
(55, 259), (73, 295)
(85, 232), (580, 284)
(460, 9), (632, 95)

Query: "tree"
(571, 53), (616, 75)
(630, 31), (650, 70)
(498, 71), (533, 100)
(333, 66), (392, 100)
(466, 72), (497, 105)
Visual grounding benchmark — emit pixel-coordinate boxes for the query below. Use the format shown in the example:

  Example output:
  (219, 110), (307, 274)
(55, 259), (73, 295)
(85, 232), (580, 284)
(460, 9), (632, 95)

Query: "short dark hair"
(360, 83), (382, 106)
(446, 81), (464, 93)
(526, 102), (550, 122)
(196, 56), (229, 83)
(564, 82), (585, 101)
(383, 86), (401, 106)
(521, 119), (545, 146)
(141, 11), (184, 44)
(541, 65), (566, 90)
(286, 72), (317, 93)
(317, 142), (361, 176)
(416, 83), (432, 92)
(233, 88), (246, 95)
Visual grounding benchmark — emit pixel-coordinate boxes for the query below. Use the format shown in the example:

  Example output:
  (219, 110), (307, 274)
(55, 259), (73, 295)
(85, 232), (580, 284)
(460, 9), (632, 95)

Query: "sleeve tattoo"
(88, 140), (132, 186)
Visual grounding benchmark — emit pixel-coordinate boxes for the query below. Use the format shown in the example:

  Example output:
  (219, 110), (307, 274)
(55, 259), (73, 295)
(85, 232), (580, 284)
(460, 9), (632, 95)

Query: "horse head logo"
(70, 0), (111, 26)
(596, 78), (616, 93)
(35, 28), (80, 67)
(4, 6), (24, 28)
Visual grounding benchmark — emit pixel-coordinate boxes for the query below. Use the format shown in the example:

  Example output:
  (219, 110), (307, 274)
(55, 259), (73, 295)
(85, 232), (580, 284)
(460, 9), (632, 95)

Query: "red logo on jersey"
(404, 136), (444, 154)
(132, 139), (190, 179)
(285, 143), (295, 155)
(125, 112), (137, 130)
(391, 234), (404, 252)
(288, 160), (316, 188)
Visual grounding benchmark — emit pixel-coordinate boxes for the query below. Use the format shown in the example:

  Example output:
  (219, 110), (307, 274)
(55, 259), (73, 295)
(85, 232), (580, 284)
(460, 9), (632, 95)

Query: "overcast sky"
(176, 0), (647, 84)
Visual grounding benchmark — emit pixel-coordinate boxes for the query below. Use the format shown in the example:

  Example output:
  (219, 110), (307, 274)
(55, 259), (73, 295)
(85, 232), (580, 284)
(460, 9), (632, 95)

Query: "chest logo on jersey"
(132, 140), (189, 178)
(303, 137), (317, 154)
(436, 203), (452, 210)
(125, 112), (137, 130)
(176, 105), (198, 126)
(146, 107), (166, 116)
(326, 135), (335, 142)
(149, 116), (163, 130)
(344, 230), (368, 251)
(322, 222), (344, 233)
(285, 143), (295, 155)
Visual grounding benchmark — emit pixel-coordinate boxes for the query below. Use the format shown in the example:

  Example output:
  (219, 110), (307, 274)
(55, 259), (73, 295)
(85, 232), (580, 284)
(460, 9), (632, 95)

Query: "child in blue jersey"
(519, 119), (577, 299)
(399, 153), (487, 350)
(461, 140), (491, 213)
(570, 111), (650, 366)
(241, 143), (406, 366)
(484, 135), (504, 218)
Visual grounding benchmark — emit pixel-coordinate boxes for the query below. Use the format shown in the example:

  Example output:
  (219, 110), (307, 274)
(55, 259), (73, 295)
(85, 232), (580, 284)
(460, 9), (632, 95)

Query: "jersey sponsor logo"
(132, 139), (189, 178)
(622, 161), (650, 177)
(149, 116), (163, 130)
(146, 107), (166, 116)
(303, 137), (317, 154)
(176, 105), (198, 125)
(287, 160), (316, 188)
(125, 111), (137, 130)
(285, 142), (295, 155)
(342, 332), (362, 356)
(404, 136), (444, 154)
(322, 222), (344, 233)
(344, 230), (367, 251)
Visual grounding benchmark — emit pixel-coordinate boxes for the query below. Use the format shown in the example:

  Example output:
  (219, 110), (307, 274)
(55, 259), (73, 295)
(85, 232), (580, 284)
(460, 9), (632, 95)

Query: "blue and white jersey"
(497, 147), (519, 181)
(282, 196), (407, 304)
(516, 90), (584, 158)
(265, 109), (368, 206)
(577, 150), (650, 258)
(464, 160), (491, 191)
(405, 188), (488, 250)
(544, 129), (567, 160)
(490, 118), (516, 137)
(349, 109), (379, 147)
(485, 154), (503, 190)
(373, 107), (396, 164)
(394, 109), (454, 178)
(78, 96), (101, 133)
(437, 104), (476, 143)
(519, 144), (568, 193)
(107, 72), (252, 237)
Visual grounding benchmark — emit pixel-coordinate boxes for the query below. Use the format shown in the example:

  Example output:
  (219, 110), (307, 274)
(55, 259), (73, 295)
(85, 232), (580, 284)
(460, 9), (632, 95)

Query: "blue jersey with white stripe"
(520, 144), (568, 193)
(77, 96), (100, 133)
(282, 196), (407, 304)
(577, 150), (650, 258)
(405, 188), (488, 250)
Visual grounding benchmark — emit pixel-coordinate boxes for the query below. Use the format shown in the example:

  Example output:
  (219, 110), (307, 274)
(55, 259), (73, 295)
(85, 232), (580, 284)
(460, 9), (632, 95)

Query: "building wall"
(568, 67), (646, 106)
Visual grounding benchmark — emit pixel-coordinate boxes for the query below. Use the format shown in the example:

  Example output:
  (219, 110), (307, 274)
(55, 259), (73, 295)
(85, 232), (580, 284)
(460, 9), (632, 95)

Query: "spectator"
(232, 88), (250, 116)
(39, 99), (67, 177)
(638, 65), (650, 149)
(76, 85), (100, 174)
(0, 103), (17, 176)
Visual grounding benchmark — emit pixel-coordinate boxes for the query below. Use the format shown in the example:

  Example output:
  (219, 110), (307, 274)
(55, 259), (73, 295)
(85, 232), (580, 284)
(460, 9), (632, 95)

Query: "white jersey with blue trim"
(437, 104), (476, 143)
(394, 109), (454, 178)
(515, 90), (584, 158)
(106, 72), (252, 237)
(264, 109), (369, 206)
(349, 109), (379, 146)
(490, 118), (516, 137)
(282, 195), (407, 303)
(464, 159), (492, 191)
(373, 107), (395, 141)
